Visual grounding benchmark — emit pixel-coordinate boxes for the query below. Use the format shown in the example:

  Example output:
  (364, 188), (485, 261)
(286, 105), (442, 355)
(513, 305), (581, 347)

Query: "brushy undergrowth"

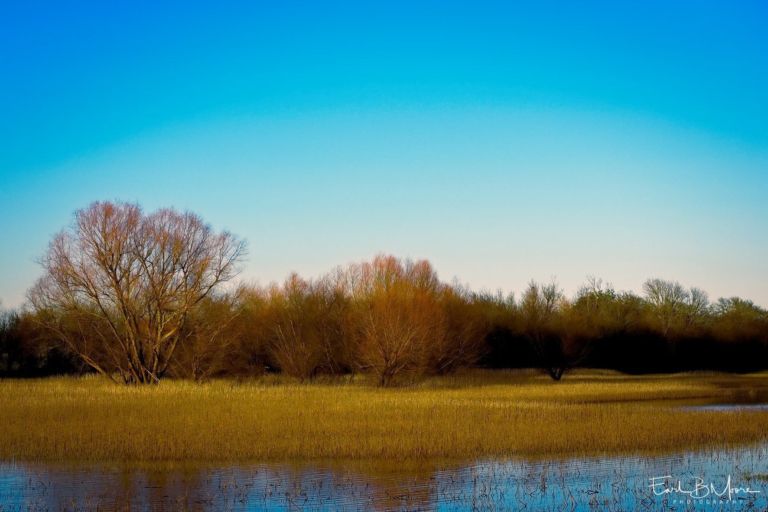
(2, 370), (768, 462)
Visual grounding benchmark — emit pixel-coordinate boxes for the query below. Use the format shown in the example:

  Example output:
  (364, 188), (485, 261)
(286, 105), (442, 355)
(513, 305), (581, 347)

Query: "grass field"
(2, 370), (768, 463)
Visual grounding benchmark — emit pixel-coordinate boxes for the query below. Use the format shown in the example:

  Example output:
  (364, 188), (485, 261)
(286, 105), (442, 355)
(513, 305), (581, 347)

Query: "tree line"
(1, 201), (767, 384)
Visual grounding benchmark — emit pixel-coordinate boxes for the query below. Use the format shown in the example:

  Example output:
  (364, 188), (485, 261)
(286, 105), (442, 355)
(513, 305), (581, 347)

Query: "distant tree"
(643, 278), (688, 336)
(345, 255), (446, 386)
(520, 280), (569, 380)
(1, 307), (78, 376)
(0, 307), (20, 374)
(571, 277), (616, 335)
(474, 290), (527, 370)
(226, 286), (274, 377)
(571, 278), (647, 335)
(643, 278), (710, 337)
(711, 297), (768, 343)
(426, 284), (489, 375)
(265, 273), (350, 381)
(29, 201), (245, 384)
(168, 290), (245, 382)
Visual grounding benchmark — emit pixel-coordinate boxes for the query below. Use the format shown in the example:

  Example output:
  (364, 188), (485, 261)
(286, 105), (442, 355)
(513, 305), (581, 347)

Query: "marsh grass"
(2, 370), (768, 462)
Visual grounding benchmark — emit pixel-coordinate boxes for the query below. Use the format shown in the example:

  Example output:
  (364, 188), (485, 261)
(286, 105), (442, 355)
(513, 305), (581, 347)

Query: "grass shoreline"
(2, 370), (768, 463)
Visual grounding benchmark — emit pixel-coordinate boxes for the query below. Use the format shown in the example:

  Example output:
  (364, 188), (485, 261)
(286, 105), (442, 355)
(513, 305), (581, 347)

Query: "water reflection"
(2, 446), (768, 510)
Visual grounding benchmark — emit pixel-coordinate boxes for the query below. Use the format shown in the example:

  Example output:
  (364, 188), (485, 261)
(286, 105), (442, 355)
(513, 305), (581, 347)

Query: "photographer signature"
(649, 475), (760, 501)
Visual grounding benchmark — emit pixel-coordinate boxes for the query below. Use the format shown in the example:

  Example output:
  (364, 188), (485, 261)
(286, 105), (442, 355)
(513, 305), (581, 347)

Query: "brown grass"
(2, 370), (768, 462)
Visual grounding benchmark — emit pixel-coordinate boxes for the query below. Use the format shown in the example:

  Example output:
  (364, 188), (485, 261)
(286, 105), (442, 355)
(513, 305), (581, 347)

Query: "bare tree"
(28, 201), (245, 384)
(168, 289), (245, 382)
(355, 284), (442, 386)
(265, 273), (349, 381)
(683, 287), (710, 331)
(711, 297), (768, 342)
(643, 278), (688, 336)
(344, 255), (445, 386)
(643, 278), (709, 337)
(426, 284), (489, 375)
(520, 280), (570, 380)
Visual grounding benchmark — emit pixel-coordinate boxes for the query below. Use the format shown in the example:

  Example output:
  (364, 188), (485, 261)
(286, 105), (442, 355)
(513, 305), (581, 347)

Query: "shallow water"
(682, 404), (768, 412)
(2, 446), (768, 511)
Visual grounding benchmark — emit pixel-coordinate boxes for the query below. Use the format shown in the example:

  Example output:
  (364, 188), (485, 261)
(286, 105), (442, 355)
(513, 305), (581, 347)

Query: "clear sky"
(1, 1), (767, 307)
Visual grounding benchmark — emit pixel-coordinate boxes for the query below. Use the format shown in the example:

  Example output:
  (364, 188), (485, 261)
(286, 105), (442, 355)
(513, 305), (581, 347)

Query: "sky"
(1, 0), (767, 308)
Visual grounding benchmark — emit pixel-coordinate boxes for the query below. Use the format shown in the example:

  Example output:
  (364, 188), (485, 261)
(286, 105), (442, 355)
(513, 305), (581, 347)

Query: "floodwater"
(682, 404), (768, 412)
(2, 445), (768, 511)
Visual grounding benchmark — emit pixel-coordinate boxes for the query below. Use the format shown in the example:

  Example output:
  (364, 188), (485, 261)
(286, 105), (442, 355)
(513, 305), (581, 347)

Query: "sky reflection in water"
(2, 445), (768, 510)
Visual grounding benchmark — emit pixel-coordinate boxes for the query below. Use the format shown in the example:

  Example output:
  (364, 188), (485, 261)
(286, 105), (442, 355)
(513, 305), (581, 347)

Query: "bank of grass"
(2, 370), (768, 462)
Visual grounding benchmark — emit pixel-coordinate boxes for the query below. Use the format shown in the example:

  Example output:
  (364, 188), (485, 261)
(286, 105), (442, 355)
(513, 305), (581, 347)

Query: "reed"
(2, 370), (768, 462)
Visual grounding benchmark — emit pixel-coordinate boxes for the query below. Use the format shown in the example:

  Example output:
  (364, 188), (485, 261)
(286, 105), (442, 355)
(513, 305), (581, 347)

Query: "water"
(682, 404), (768, 412)
(2, 446), (768, 511)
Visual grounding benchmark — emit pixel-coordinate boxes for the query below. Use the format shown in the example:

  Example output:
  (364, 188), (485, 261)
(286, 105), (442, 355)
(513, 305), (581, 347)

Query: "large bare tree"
(29, 201), (245, 384)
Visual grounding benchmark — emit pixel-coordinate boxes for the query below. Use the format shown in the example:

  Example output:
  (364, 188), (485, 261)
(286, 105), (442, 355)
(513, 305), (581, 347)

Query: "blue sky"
(1, 0), (767, 307)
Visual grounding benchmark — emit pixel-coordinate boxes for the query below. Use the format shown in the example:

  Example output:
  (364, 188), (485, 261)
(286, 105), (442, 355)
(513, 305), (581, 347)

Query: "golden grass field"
(2, 370), (768, 463)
